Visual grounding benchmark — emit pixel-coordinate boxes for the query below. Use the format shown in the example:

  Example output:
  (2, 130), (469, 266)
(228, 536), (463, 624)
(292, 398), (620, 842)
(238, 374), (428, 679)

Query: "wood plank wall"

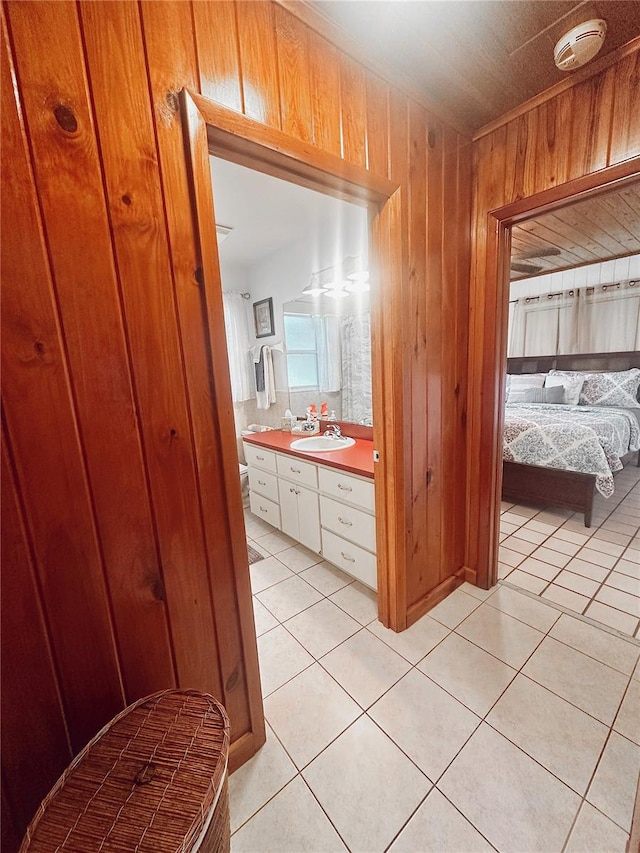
(0, 0), (470, 842)
(466, 47), (640, 587)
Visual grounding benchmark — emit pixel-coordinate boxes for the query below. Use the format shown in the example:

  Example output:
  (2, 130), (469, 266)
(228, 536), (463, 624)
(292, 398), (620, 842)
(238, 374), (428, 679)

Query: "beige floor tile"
(553, 527), (590, 546)
(299, 561), (353, 596)
(536, 508), (573, 525)
(256, 575), (323, 622)
(498, 562), (513, 580)
(368, 612), (449, 665)
(455, 603), (544, 669)
(229, 724), (297, 833)
(524, 518), (559, 536)
(501, 535), (537, 556)
(503, 569), (548, 594)
(329, 581), (378, 625)
(564, 557), (610, 582)
(533, 545), (572, 568)
(500, 510), (527, 526)
(428, 589), (481, 629)
(487, 675), (608, 794)
(285, 599), (360, 659)
(244, 515), (275, 540)
(247, 538), (271, 559)
(231, 776), (348, 852)
(511, 527), (547, 545)
(623, 548), (640, 565)
(565, 802), (630, 853)
(587, 732), (640, 832)
(603, 520), (638, 536)
(554, 569), (601, 597)
(257, 625), (314, 697)
(498, 546), (525, 568)
(583, 537), (626, 558)
(585, 601), (639, 636)
(320, 629), (411, 709)
(252, 597), (279, 637)
(303, 716), (430, 853)
(549, 613), (639, 675)
(541, 584), (589, 613)
(439, 724), (580, 853)
(509, 504), (540, 519)
(264, 664), (361, 769)
(614, 678), (640, 745)
(417, 632), (516, 716)
(518, 556), (560, 581)
(486, 585), (560, 632)
(616, 559), (640, 579)
(369, 669), (480, 781)
(459, 581), (496, 601)
(249, 557), (294, 594)
(388, 788), (493, 853)
(276, 544), (323, 573)
(522, 636), (628, 725)
(256, 530), (299, 555)
(606, 571), (640, 595)
(577, 547), (620, 570)
(499, 520), (519, 535)
(544, 536), (581, 557)
(595, 585), (640, 617)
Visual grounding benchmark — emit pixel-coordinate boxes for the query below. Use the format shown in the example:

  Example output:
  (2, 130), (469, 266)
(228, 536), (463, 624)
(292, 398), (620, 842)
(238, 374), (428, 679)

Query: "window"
(284, 313), (319, 390)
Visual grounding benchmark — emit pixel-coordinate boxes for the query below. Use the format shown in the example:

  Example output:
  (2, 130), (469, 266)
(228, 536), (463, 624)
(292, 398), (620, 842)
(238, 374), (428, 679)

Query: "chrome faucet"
(324, 423), (343, 439)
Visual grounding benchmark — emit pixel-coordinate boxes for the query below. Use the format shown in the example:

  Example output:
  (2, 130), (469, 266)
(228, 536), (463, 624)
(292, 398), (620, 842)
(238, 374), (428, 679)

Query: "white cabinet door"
(297, 486), (321, 553)
(278, 479), (300, 542)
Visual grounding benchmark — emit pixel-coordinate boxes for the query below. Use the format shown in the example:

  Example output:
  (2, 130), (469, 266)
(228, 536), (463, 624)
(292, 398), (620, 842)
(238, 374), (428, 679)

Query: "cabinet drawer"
(322, 529), (377, 591)
(249, 492), (281, 530)
(244, 443), (277, 473)
(248, 468), (279, 503)
(320, 496), (376, 553)
(318, 467), (374, 512)
(276, 454), (318, 488)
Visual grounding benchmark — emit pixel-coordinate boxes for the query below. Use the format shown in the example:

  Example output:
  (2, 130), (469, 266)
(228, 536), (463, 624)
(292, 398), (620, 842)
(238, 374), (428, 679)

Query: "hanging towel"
(255, 349), (266, 392)
(256, 346), (276, 410)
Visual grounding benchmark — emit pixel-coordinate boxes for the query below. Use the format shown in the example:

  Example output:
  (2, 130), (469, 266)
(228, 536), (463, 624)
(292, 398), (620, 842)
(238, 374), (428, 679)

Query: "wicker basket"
(20, 690), (231, 853)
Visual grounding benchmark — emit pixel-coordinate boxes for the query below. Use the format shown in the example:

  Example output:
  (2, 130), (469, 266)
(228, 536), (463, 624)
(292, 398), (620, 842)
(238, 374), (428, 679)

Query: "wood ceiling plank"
(517, 218), (600, 263)
(551, 204), (633, 256)
(275, 6), (313, 143)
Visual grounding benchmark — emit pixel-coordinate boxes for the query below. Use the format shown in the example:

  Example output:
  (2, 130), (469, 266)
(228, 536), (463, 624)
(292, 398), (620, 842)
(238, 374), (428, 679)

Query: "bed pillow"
(509, 385), (564, 404)
(550, 368), (640, 408)
(505, 373), (546, 403)
(544, 374), (584, 405)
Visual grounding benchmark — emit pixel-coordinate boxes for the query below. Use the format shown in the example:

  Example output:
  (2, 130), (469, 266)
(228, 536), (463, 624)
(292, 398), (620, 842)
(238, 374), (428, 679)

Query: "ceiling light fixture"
(554, 19), (607, 71)
(325, 289), (349, 299)
(345, 280), (370, 293)
(302, 286), (328, 297)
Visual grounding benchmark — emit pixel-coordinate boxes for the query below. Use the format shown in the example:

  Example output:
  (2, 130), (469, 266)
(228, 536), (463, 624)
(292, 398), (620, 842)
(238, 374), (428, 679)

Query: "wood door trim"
(180, 90), (405, 631)
(474, 156), (640, 590)
(187, 90), (398, 203)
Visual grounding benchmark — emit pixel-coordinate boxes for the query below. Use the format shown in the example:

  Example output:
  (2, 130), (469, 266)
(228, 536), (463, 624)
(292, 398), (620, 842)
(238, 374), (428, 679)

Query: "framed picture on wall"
(253, 297), (275, 338)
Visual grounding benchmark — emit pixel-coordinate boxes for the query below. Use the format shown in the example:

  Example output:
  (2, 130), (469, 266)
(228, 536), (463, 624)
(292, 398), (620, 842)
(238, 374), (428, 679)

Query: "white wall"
(510, 254), (640, 300)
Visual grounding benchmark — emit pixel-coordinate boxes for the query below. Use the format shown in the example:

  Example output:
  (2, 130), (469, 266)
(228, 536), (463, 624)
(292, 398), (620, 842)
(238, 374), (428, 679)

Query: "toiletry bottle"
(320, 402), (328, 419)
(328, 410), (337, 422)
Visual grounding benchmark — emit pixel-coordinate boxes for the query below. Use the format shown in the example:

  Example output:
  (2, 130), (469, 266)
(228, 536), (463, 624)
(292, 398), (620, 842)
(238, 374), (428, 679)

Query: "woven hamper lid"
(21, 690), (230, 853)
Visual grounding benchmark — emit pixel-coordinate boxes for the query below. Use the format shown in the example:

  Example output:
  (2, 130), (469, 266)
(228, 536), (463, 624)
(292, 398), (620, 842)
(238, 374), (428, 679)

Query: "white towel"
(256, 346), (276, 410)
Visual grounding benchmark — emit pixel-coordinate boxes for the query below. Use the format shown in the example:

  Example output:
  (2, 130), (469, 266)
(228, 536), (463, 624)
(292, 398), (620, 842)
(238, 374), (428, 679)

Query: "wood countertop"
(242, 430), (375, 479)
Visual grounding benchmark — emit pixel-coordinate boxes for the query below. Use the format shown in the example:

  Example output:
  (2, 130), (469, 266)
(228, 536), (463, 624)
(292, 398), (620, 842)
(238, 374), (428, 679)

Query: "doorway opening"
(496, 174), (640, 639)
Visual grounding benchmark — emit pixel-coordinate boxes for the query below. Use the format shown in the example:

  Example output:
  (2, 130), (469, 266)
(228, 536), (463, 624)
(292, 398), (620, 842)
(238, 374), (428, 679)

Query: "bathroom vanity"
(243, 431), (377, 590)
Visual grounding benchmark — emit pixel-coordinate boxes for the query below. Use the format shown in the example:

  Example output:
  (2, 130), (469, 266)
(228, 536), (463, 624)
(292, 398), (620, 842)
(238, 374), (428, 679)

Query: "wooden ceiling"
(510, 183), (640, 280)
(307, 0), (640, 131)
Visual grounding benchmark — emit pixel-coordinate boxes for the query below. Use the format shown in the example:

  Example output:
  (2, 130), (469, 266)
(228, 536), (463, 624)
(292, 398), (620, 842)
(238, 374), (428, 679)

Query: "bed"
(503, 351), (640, 526)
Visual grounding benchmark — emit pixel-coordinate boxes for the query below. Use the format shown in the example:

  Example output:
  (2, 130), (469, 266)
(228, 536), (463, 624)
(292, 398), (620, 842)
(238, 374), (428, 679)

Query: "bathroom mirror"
(210, 154), (373, 433)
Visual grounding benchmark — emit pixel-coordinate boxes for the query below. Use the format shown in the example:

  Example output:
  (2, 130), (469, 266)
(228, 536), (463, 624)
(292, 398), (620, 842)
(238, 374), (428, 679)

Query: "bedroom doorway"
(497, 175), (640, 639)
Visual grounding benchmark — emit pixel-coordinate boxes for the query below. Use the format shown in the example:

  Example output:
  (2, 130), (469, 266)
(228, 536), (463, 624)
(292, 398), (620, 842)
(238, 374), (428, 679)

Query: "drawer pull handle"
(289, 487), (300, 495)
(256, 455), (265, 460)
(337, 483), (352, 492)
(259, 505), (268, 514)
(291, 467), (301, 474)
(258, 480), (266, 486)
(340, 551), (356, 563)
(338, 516), (353, 527)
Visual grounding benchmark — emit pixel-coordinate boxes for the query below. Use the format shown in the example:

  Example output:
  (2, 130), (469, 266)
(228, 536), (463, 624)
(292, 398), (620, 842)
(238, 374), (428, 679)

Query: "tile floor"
(234, 509), (640, 852)
(500, 460), (640, 638)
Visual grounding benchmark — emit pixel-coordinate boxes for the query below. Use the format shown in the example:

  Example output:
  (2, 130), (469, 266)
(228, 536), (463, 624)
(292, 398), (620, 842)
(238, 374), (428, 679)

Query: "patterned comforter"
(503, 404), (640, 498)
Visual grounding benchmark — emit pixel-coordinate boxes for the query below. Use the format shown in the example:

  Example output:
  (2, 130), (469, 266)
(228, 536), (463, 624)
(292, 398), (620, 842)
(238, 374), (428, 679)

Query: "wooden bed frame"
(503, 351), (640, 527)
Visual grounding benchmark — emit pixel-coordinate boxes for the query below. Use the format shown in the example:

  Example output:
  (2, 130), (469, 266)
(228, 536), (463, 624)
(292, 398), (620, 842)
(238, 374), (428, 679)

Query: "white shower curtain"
(222, 291), (254, 402)
(341, 313), (372, 423)
(315, 314), (342, 393)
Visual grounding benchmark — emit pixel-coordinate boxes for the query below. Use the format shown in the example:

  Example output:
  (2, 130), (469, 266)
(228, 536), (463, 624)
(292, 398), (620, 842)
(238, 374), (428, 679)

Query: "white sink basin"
(290, 436), (356, 452)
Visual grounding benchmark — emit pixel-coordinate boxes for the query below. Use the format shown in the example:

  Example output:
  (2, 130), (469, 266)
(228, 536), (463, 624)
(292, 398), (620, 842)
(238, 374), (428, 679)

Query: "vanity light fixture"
(324, 279), (351, 290)
(302, 286), (328, 297)
(325, 289), (349, 299)
(345, 279), (370, 293)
